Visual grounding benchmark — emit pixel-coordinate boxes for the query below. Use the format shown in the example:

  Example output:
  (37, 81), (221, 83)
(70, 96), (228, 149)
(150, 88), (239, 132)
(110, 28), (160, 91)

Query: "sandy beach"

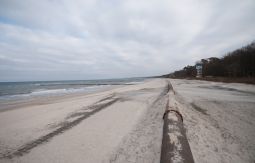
(0, 79), (169, 163)
(0, 78), (254, 163)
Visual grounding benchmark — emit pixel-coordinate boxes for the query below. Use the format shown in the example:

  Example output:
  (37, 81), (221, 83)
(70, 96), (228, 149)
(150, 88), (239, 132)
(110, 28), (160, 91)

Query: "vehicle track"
(1, 96), (119, 159)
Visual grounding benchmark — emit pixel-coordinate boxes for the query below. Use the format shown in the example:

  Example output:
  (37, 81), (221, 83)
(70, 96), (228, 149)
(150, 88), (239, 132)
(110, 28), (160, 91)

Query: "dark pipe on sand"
(160, 98), (194, 163)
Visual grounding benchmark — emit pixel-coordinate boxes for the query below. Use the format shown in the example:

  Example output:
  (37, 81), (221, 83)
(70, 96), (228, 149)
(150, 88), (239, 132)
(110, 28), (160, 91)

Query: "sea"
(0, 77), (146, 103)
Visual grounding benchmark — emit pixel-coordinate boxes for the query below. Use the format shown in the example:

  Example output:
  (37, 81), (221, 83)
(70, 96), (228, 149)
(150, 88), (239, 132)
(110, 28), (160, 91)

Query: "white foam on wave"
(29, 85), (108, 96)
(31, 89), (68, 95)
(0, 85), (109, 102)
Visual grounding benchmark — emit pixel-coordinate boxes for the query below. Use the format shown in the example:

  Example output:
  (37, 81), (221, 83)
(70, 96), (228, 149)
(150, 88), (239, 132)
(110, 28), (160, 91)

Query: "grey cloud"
(0, 0), (254, 81)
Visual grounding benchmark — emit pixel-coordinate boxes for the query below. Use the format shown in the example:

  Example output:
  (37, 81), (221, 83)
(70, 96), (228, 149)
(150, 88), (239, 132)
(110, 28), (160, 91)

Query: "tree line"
(165, 42), (255, 78)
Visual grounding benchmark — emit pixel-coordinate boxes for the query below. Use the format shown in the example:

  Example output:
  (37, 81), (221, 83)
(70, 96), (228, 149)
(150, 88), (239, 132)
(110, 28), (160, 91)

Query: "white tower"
(196, 61), (203, 78)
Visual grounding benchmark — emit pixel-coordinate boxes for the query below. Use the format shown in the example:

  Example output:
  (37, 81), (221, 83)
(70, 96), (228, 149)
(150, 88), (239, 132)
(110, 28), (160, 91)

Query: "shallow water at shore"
(0, 78), (146, 104)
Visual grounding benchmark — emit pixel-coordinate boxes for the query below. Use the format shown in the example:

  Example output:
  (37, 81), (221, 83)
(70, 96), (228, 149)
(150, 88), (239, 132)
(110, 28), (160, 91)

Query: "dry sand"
(0, 79), (169, 163)
(170, 79), (255, 163)
(0, 78), (254, 163)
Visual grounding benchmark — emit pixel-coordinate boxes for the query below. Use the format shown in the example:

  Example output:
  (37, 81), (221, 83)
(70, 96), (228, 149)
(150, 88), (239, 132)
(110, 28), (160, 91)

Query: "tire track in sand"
(1, 96), (119, 159)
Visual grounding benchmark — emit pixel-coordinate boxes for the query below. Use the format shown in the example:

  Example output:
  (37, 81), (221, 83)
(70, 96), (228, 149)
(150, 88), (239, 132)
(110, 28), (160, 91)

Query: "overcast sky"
(0, 0), (254, 81)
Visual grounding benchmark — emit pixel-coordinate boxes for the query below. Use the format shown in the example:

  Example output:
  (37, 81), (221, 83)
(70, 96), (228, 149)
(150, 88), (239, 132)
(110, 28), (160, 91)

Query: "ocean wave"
(0, 78), (146, 103)
(31, 86), (107, 95)
(30, 89), (68, 95)
(0, 86), (107, 102)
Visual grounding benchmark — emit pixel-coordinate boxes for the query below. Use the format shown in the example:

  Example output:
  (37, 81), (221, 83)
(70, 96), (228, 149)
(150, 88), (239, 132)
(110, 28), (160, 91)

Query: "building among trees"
(165, 41), (255, 83)
(195, 61), (203, 78)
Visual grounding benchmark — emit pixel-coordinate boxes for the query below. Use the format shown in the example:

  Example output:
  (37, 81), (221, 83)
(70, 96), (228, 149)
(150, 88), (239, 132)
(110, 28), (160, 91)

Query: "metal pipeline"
(160, 93), (194, 163)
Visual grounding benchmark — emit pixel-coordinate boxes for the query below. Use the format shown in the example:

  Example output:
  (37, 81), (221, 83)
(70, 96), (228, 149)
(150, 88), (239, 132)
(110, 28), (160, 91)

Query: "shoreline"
(0, 78), (148, 111)
(0, 85), (123, 112)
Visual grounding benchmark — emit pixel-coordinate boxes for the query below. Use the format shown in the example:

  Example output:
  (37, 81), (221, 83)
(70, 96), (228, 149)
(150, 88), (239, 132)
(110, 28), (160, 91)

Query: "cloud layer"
(0, 0), (255, 81)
